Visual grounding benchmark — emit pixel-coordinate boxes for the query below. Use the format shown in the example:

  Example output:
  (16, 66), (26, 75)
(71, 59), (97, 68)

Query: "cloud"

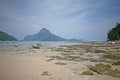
(31, 16), (36, 20)
(30, 16), (41, 29)
(0, 0), (120, 40)
(27, 0), (94, 17)
(32, 24), (40, 28)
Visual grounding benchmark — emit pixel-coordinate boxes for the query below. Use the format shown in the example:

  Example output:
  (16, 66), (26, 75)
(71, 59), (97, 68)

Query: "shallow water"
(0, 41), (84, 52)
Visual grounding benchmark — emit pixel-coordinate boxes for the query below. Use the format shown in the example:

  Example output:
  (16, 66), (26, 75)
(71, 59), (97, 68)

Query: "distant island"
(0, 31), (17, 41)
(23, 28), (82, 41)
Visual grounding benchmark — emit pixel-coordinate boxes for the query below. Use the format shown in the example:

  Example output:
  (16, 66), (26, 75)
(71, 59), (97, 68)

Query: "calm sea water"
(0, 41), (105, 52)
(0, 41), (84, 51)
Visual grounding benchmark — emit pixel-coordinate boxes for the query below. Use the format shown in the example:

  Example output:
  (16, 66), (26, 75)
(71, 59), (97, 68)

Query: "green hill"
(23, 28), (66, 41)
(0, 31), (17, 41)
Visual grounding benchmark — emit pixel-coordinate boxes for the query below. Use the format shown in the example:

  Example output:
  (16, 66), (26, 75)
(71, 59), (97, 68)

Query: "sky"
(0, 0), (120, 41)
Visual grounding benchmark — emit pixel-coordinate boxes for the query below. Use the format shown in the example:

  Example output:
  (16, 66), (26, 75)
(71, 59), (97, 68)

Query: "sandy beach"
(0, 41), (120, 80)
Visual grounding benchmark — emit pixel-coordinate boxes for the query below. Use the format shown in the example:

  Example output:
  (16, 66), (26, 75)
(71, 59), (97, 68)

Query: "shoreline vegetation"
(0, 41), (120, 80)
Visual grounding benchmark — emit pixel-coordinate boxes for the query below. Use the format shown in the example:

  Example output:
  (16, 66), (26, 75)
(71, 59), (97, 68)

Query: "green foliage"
(54, 48), (64, 51)
(50, 55), (82, 61)
(108, 69), (120, 77)
(89, 63), (111, 74)
(107, 23), (120, 41)
(89, 63), (120, 77)
(103, 53), (120, 60)
(53, 47), (73, 53)
(0, 31), (17, 41)
(41, 71), (52, 76)
(112, 61), (120, 65)
(81, 70), (93, 75)
(55, 62), (67, 65)
(64, 55), (81, 61)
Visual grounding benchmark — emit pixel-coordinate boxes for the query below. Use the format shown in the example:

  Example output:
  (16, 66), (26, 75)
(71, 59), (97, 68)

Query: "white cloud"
(32, 24), (40, 28)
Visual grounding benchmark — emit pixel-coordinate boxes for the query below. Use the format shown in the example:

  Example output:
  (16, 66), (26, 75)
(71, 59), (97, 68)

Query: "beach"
(0, 41), (120, 80)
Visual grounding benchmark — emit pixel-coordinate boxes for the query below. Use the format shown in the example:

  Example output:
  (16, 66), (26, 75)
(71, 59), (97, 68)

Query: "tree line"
(107, 23), (120, 41)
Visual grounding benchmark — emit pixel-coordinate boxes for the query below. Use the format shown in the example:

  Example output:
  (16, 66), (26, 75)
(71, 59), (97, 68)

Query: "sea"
(0, 41), (105, 52)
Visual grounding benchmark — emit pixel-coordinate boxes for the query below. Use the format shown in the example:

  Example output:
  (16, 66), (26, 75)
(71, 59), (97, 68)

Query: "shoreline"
(0, 41), (120, 80)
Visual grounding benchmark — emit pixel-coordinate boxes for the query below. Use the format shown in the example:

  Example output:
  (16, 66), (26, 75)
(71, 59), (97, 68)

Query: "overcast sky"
(0, 0), (120, 41)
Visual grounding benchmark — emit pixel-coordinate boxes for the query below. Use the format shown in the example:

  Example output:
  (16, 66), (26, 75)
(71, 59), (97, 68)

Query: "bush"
(41, 71), (52, 76)
(64, 55), (81, 61)
(107, 23), (120, 41)
(89, 63), (120, 77)
(55, 62), (67, 65)
(82, 70), (93, 75)
(89, 63), (111, 74)
(112, 61), (120, 65)
(103, 53), (120, 60)
(50, 55), (82, 61)
(108, 69), (120, 77)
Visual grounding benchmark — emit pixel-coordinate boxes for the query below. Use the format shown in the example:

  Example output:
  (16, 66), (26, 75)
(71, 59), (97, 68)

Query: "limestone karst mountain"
(0, 31), (17, 41)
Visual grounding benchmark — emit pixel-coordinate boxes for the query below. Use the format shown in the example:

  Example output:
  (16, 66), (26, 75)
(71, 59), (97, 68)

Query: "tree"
(107, 23), (120, 41)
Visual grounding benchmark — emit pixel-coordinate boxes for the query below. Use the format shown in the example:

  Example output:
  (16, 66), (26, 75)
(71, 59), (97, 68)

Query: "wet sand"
(0, 42), (120, 80)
